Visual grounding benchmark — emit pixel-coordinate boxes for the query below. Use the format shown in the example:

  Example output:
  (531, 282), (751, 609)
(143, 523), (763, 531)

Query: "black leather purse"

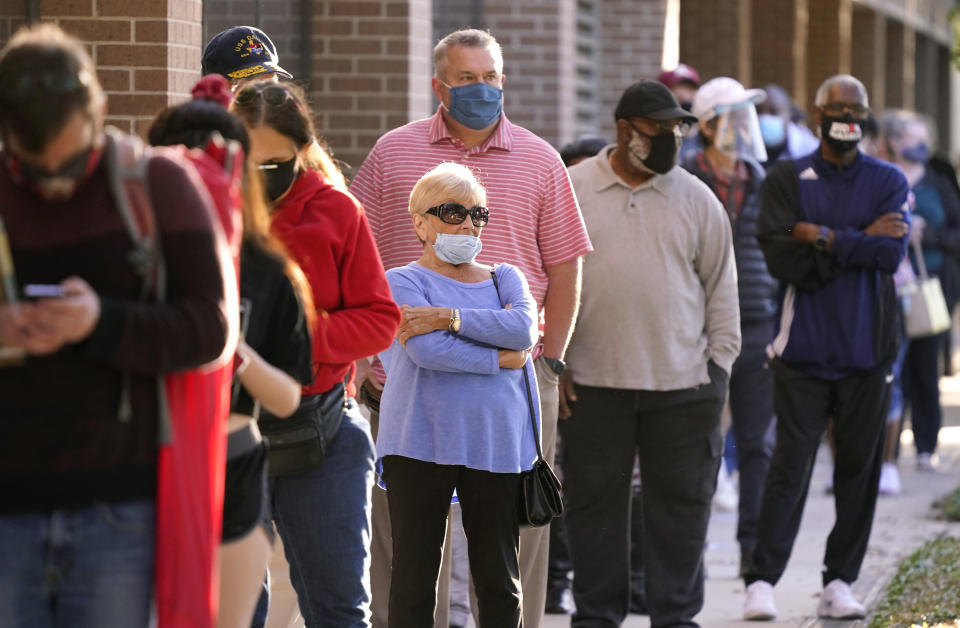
(518, 362), (564, 527)
(488, 268), (563, 527)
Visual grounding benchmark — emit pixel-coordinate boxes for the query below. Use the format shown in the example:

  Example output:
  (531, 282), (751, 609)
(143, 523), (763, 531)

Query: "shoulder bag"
(489, 268), (563, 527)
(901, 240), (950, 338)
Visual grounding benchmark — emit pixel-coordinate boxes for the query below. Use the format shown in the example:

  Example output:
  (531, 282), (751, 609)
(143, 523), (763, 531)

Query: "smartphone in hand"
(23, 284), (66, 300)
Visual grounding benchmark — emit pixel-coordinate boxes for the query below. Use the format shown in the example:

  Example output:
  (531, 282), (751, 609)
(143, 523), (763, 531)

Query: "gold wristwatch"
(448, 308), (461, 333)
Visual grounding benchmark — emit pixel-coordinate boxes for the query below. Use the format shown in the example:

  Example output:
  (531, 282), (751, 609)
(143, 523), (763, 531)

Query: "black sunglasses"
(425, 202), (490, 227)
(233, 85), (294, 107)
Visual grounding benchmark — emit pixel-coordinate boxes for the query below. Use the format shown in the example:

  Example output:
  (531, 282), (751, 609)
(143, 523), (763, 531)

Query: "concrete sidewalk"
(537, 377), (960, 628)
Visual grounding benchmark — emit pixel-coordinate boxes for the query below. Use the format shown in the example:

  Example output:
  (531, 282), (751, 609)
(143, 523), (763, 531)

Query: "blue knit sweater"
(377, 262), (541, 475)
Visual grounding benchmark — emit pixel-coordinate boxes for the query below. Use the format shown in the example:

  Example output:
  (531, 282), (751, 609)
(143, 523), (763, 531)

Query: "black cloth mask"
(820, 115), (864, 153)
(261, 158), (298, 202)
(628, 126), (679, 175)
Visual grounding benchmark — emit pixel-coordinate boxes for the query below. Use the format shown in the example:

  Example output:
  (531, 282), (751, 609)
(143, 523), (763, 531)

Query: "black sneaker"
(545, 586), (571, 614)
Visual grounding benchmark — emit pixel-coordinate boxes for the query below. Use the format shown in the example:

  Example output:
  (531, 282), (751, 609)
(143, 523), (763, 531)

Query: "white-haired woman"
(376, 162), (539, 628)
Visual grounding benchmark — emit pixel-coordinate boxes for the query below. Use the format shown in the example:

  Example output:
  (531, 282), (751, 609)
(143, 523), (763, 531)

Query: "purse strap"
(490, 268), (545, 464)
(911, 240), (930, 281)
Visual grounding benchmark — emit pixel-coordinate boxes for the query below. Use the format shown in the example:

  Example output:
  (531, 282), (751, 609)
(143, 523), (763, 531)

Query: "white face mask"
(433, 232), (482, 265)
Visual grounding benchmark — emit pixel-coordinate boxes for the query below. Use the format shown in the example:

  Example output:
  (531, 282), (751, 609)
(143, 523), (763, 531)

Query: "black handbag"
(258, 381), (347, 477)
(488, 268), (563, 527)
(518, 363), (564, 527)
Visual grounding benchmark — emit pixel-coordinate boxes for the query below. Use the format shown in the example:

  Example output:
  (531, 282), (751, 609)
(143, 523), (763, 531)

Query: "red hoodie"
(271, 169), (400, 397)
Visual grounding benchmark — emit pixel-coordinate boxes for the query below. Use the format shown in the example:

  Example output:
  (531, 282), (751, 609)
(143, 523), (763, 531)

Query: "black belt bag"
(259, 382), (347, 477)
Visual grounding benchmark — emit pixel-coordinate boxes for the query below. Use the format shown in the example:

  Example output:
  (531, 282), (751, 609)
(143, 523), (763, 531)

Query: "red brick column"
(805, 0), (852, 114)
(851, 4), (886, 111)
(751, 0), (808, 105)
(679, 0), (745, 83)
(9, 0), (203, 137)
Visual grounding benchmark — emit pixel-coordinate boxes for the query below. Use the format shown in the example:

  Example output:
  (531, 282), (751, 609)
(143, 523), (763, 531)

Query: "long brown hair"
(229, 79), (347, 189)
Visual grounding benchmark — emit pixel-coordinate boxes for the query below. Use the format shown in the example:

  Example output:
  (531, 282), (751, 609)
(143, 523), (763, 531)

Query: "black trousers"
(560, 362), (727, 628)
(381, 455), (522, 628)
(746, 359), (889, 587)
(729, 319), (776, 552)
(548, 456), (647, 610)
(547, 439), (573, 595)
(902, 331), (944, 455)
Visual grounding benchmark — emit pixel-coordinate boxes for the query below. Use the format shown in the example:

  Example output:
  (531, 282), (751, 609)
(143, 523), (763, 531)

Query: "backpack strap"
(103, 127), (172, 442)
(104, 127), (167, 302)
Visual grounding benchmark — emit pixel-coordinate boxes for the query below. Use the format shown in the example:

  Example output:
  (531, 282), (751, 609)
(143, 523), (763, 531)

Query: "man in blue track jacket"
(741, 75), (910, 622)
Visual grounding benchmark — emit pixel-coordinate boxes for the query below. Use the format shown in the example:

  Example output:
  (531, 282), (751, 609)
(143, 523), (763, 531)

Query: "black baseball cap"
(201, 26), (292, 82)
(614, 80), (697, 123)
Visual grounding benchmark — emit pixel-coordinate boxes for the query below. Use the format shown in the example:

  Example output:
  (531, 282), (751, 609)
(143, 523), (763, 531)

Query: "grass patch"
(939, 484), (960, 522)
(869, 536), (960, 627)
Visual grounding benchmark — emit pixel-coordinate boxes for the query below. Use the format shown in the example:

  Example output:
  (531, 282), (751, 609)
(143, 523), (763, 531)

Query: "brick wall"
(308, 0), (433, 173)
(3, 0), (204, 137)
(0, 0), (27, 49)
(851, 4), (885, 110)
(433, 0), (482, 39)
(805, 0), (852, 115)
(481, 0), (578, 149)
(885, 18), (906, 108)
(596, 0), (666, 142)
(679, 0), (743, 83)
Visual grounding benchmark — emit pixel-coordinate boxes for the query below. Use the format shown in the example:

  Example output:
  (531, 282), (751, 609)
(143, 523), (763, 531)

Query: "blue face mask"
(440, 81), (503, 130)
(433, 232), (483, 265)
(758, 113), (786, 147)
(901, 143), (930, 164)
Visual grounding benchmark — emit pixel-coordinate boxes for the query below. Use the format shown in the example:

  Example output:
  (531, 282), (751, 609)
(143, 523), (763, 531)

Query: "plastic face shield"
(713, 102), (768, 163)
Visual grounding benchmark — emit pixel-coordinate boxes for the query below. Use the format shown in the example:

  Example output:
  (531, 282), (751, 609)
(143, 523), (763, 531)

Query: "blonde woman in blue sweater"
(377, 162), (539, 628)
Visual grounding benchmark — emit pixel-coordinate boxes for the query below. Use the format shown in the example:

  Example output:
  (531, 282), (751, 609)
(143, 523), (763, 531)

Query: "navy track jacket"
(757, 149), (910, 380)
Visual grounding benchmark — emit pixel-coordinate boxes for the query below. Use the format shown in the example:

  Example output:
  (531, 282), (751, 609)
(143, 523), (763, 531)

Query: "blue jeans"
(270, 400), (375, 628)
(0, 499), (155, 628)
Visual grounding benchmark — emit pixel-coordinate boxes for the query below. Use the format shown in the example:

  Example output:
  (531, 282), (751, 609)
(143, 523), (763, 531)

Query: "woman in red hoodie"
(231, 80), (400, 627)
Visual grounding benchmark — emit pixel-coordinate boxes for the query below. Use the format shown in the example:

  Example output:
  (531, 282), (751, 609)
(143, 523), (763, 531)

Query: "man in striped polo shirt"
(350, 28), (591, 628)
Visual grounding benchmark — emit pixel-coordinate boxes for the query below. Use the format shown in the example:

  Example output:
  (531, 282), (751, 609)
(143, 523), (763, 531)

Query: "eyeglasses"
(233, 84), (294, 107)
(819, 102), (870, 118)
(425, 202), (490, 227)
(629, 118), (690, 137)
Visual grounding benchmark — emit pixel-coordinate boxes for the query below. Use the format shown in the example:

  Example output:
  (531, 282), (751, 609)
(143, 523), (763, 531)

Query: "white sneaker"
(917, 452), (939, 472)
(878, 462), (901, 495)
(713, 466), (739, 512)
(817, 579), (866, 619)
(743, 581), (777, 621)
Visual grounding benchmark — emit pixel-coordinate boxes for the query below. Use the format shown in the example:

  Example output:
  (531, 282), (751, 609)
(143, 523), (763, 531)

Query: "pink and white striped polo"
(350, 108), (592, 312)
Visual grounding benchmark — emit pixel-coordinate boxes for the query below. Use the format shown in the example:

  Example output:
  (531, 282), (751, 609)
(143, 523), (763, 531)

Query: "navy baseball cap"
(202, 26), (292, 82)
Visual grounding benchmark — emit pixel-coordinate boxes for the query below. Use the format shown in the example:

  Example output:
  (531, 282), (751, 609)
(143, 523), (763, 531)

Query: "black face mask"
(259, 158), (298, 202)
(627, 125), (679, 175)
(820, 115), (864, 153)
